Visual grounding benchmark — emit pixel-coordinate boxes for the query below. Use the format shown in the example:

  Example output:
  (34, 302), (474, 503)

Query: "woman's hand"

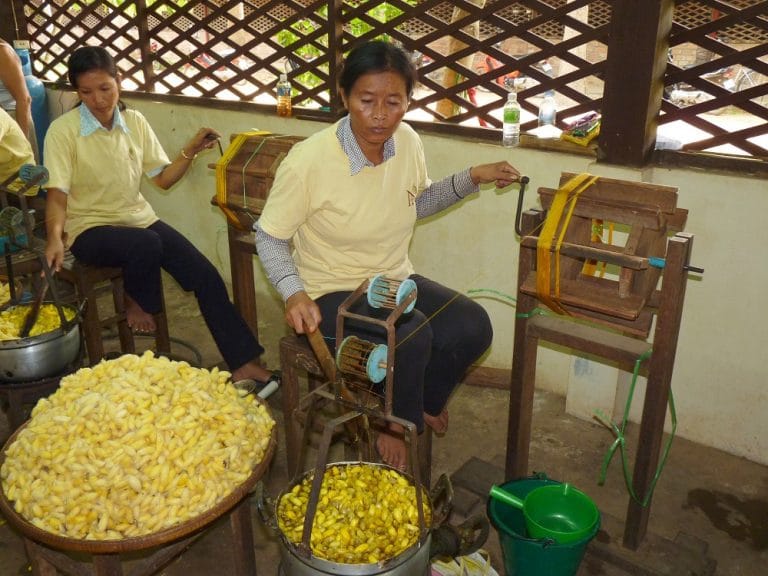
(44, 235), (66, 273)
(181, 127), (221, 159)
(285, 291), (323, 334)
(154, 127), (222, 189)
(469, 161), (521, 189)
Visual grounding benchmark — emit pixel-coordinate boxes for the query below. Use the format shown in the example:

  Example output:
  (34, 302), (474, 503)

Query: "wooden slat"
(520, 271), (647, 321)
(527, 314), (652, 370)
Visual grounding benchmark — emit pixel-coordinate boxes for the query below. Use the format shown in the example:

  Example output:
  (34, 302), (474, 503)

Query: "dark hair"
(68, 46), (126, 110)
(339, 40), (417, 98)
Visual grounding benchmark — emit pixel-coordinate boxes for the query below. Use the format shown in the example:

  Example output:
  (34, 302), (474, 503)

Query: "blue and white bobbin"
(336, 336), (388, 384)
(366, 275), (417, 313)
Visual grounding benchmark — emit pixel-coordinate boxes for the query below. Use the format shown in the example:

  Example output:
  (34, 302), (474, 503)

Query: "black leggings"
(315, 274), (492, 432)
(70, 220), (263, 370)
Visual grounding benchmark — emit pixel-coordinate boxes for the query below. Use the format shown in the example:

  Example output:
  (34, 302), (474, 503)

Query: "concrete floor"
(1, 277), (767, 575)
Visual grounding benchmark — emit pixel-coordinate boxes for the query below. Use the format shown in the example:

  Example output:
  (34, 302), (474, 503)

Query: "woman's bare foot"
(232, 359), (274, 383)
(424, 409), (449, 436)
(125, 294), (156, 333)
(376, 422), (407, 471)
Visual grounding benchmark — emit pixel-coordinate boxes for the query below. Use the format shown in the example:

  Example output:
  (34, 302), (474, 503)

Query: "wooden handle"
(306, 329), (337, 384)
(304, 329), (362, 443)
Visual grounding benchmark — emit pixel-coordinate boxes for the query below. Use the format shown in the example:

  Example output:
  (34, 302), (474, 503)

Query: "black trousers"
(315, 274), (493, 432)
(70, 220), (263, 370)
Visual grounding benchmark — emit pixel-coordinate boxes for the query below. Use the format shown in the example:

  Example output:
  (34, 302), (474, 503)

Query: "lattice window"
(17, 0), (768, 158)
(660, 0), (768, 156)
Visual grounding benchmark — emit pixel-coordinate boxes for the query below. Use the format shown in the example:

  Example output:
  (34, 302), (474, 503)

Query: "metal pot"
(0, 304), (81, 382)
(274, 462), (438, 576)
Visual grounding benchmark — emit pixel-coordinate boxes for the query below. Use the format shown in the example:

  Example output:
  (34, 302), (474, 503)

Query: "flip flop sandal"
(233, 371), (281, 399)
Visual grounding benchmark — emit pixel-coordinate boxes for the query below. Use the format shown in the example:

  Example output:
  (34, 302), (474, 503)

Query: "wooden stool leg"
(92, 553), (123, 576)
(417, 429), (432, 488)
(24, 539), (58, 576)
(229, 498), (257, 576)
(281, 341), (302, 479)
(74, 272), (106, 364)
(153, 277), (171, 355)
(5, 388), (26, 432)
(111, 276), (135, 355)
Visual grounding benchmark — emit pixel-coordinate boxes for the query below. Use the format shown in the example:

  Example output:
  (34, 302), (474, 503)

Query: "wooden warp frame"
(519, 174), (689, 335)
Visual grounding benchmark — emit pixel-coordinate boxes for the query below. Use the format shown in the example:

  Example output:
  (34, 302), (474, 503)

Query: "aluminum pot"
(0, 304), (81, 382)
(274, 462), (439, 576)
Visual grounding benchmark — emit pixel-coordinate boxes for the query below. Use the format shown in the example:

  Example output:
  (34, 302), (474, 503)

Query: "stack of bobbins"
(336, 275), (418, 385)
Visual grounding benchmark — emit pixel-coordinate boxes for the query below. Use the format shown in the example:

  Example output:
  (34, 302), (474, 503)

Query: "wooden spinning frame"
(292, 277), (428, 484)
(507, 172), (697, 550)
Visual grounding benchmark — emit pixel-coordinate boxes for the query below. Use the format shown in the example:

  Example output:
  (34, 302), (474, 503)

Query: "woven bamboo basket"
(0, 398), (277, 554)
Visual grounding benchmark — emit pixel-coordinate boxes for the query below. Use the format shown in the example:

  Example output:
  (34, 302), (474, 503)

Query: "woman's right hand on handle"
(44, 236), (66, 273)
(285, 291), (322, 334)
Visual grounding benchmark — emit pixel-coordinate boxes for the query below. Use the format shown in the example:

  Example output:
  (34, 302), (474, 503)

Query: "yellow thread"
(536, 173), (598, 314)
(214, 130), (272, 229)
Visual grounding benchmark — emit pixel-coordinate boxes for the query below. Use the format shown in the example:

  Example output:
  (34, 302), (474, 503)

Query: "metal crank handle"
(514, 175), (531, 238)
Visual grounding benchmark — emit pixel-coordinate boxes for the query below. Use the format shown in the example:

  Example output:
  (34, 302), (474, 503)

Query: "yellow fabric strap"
(214, 130), (273, 230)
(536, 173), (599, 313)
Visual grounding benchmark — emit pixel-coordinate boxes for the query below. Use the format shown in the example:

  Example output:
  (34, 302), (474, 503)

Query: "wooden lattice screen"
(662, 0), (768, 156)
(18, 0), (768, 158)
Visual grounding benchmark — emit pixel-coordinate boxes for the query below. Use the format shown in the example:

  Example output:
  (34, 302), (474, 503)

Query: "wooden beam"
(0, 1), (27, 42)
(598, 0), (674, 166)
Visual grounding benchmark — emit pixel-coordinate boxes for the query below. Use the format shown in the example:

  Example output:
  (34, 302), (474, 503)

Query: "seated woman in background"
(256, 40), (522, 469)
(43, 46), (276, 386)
(0, 107), (34, 184)
(0, 38), (33, 146)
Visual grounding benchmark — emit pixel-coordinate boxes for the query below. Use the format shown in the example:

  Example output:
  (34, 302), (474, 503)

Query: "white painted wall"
(47, 94), (768, 466)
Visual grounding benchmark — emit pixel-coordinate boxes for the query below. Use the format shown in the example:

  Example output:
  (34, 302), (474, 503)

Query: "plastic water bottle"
(502, 92), (520, 147)
(276, 73), (292, 117)
(538, 91), (557, 127)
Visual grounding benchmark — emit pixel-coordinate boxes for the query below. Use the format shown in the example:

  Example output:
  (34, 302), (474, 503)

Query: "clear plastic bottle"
(538, 91), (557, 126)
(276, 73), (292, 117)
(502, 92), (521, 148)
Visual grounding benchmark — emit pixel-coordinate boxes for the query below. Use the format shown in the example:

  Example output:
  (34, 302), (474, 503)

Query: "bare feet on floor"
(376, 422), (407, 471)
(125, 294), (156, 334)
(424, 409), (449, 436)
(231, 359), (274, 383)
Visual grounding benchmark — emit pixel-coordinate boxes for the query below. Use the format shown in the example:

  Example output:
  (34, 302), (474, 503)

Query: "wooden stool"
(0, 376), (63, 434)
(57, 261), (171, 365)
(280, 334), (432, 485)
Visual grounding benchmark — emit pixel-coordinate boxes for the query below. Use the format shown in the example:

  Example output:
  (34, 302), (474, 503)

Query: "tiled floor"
(1, 278), (766, 575)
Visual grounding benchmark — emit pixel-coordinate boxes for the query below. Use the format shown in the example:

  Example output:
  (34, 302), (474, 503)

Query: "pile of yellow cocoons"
(0, 303), (76, 340)
(0, 350), (275, 540)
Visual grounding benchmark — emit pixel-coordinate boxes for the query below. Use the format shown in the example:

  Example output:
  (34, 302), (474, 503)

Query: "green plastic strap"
(596, 349), (677, 507)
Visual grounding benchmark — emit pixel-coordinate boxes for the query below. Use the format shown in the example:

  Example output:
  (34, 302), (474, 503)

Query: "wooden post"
(623, 233), (693, 549)
(598, 0), (674, 165)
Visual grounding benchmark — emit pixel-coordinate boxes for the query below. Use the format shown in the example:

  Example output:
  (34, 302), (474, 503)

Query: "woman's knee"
(127, 229), (163, 264)
(455, 298), (493, 352)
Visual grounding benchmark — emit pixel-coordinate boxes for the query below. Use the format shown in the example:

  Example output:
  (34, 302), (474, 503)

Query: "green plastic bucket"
(487, 475), (600, 576)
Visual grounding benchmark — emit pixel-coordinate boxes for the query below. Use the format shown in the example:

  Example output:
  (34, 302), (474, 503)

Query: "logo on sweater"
(406, 187), (417, 206)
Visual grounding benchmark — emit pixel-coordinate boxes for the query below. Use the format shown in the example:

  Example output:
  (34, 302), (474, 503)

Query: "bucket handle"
(489, 485), (525, 509)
